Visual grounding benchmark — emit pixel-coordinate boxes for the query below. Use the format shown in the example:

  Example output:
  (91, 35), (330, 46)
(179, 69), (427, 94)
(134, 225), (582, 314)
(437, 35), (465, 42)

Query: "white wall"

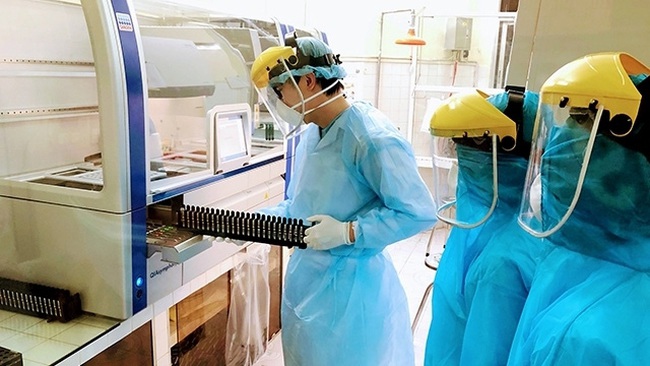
(508, 0), (650, 91)
(173, 0), (500, 57)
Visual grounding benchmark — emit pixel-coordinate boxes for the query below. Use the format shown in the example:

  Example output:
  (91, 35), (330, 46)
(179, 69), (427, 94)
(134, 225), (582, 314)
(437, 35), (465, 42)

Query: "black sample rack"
(177, 205), (309, 249)
(0, 277), (82, 323)
(0, 346), (22, 366)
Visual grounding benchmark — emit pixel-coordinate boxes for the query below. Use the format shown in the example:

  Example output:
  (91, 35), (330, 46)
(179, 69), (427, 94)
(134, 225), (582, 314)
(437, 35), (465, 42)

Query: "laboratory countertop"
(0, 309), (117, 365)
(250, 143), (284, 165)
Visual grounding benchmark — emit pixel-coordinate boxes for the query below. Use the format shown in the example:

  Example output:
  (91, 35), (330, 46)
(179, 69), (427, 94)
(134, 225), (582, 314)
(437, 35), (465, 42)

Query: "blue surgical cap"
(487, 90), (539, 143)
(630, 73), (649, 86)
(269, 37), (347, 87)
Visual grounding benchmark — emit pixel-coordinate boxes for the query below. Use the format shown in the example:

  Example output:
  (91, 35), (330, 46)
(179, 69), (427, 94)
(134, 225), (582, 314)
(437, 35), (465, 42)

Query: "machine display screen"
(216, 112), (248, 162)
(208, 103), (252, 174)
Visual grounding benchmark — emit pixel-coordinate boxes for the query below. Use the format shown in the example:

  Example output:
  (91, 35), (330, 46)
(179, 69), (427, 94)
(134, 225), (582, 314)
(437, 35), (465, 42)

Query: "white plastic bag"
(225, 244), (271, 366)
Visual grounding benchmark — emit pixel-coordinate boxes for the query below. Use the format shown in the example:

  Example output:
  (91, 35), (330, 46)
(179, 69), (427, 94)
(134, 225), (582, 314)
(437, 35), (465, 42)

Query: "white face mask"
(529, 173), (542, 221)
(281, 79), (344, 126)
(275, 100), (304, 127)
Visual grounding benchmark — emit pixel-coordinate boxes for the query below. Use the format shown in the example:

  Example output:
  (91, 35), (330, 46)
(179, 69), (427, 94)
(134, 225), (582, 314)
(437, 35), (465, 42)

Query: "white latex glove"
(304, 215), (353, 250)
(215, 237), (247, 246)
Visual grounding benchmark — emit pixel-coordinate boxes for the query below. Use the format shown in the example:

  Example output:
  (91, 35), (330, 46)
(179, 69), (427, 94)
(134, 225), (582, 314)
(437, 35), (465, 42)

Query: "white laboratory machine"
(0, 0), (286, 323)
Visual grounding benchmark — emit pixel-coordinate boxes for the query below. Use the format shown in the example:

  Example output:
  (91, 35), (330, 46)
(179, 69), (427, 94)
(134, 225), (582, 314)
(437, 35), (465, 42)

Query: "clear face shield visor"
(518, 101), (605, 237)
(254, 60), (306, 138)
(431, 134), (499, 229)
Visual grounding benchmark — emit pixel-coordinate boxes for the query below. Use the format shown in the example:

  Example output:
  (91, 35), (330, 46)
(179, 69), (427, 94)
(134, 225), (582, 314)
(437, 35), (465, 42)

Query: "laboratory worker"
(425, 88), (549, 365)
(509, 52), (650, 365)
(249, 35), (437, 366)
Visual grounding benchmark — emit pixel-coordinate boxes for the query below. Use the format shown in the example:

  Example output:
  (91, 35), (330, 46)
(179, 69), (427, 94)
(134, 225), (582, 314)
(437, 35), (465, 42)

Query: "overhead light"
(395, 10), (426, 46)
(395, 28), (426, 46)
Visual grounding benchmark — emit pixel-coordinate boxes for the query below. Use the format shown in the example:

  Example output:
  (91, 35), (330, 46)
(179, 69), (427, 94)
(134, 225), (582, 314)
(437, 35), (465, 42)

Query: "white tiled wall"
(342, 57), (483, 162)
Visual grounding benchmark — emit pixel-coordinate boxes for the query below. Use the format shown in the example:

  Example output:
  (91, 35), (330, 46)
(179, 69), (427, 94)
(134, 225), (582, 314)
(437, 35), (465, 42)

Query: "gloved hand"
(304, 215), (354, 250)
(215, 237), (247, 246)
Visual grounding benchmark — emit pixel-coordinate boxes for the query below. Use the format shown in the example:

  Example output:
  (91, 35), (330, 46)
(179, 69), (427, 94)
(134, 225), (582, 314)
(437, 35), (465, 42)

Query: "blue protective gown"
(460, 153), (551, 366)
(507, 125), (650, 365)
(424, 145), (498, 366)
(425, 145), (549, 365)
(262, 101), (437, 366)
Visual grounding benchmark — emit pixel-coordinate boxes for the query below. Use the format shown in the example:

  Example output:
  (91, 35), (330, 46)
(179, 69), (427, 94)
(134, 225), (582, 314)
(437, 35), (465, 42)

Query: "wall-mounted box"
(445, 17), (473, 50)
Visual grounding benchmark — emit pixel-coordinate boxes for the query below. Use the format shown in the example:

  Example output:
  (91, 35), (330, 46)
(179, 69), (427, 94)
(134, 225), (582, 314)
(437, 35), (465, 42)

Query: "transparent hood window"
(0, 0), (103, 191)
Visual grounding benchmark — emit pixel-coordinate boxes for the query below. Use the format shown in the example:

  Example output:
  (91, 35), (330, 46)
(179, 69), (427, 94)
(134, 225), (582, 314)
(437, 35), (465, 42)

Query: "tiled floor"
(253, 227), (446, 366)
(0, 311), (117, 365)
